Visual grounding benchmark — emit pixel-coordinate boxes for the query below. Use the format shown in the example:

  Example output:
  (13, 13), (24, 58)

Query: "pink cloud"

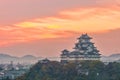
(0, 0), (120, 56)
(0, 5), (120, 47)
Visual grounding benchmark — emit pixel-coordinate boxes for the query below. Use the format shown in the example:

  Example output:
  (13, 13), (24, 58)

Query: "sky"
(0, 0), (120, 57)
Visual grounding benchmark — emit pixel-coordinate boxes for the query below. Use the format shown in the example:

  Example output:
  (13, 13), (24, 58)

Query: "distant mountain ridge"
(0, 53), (120, 64)
(0, 53), (18, 59)
(21, 55), (37, 59)
(0, 53), (41, 64)
(101, 53), (120, 62)
(0, 53), (38, 59)
(109, 53), (120, 57)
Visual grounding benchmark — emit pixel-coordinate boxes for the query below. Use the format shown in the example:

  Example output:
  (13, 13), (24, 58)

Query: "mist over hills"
(0, 53), (120, 64)
(0, 53), (42, 64)
(101, 53), (120, 62)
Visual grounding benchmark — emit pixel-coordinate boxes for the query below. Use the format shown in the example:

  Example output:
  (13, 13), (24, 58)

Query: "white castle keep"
(61, 34), (101, 63)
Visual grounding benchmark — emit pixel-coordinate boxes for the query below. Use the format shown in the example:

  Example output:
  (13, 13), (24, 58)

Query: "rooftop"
(78, 34), (92, 39)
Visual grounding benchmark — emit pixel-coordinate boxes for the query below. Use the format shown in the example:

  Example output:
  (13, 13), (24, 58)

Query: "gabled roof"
(61, 49), (70, 56)
(78, 34), (92, 39)
(70, 51), (83, 55)
(61, 49), (69, 53)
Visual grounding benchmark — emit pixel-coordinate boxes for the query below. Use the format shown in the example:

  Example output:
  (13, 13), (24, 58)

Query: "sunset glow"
(15, 6), (120, 33)
(0, 0), (120, 56)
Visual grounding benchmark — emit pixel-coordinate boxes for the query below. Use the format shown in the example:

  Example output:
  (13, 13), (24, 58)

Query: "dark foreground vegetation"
(15, 61), (120, 80)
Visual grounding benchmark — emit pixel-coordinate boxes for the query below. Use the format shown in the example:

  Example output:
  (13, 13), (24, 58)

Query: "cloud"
(0, 5), (119, 47)
(15, 6), (120, 32)
(0, 25), (78, 47)
(0, 0), (120, 51)
(0, 0), (119, 25)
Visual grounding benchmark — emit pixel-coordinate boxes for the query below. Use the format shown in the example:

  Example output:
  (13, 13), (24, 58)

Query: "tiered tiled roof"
(61, 34), (101, 62)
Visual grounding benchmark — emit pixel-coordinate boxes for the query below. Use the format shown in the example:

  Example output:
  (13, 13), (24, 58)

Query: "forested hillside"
(16, 61), (120, 80)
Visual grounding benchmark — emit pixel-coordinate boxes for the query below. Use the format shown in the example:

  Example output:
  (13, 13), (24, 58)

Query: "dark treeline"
(16, 61), (120, 80)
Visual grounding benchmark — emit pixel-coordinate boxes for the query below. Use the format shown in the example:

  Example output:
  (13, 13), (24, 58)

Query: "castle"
(61, 34), (101, 63)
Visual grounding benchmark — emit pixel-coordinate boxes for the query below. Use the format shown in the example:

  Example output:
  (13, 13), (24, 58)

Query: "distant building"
(6, 61), (14, 70)
(3, 69), (27, 80)
(61, 34), (101, 63)
(0, 62), (30, 80)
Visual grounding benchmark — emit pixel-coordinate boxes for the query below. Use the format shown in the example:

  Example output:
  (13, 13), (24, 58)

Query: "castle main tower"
(61, 34), (101, 63)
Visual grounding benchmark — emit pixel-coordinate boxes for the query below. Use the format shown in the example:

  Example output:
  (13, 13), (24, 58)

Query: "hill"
(1, 53), (120, 64)
(16, 60), (120, 80)
(0, 54), (18, 63)
(0, 53), (42, 64)
(101, 53), (120, 62)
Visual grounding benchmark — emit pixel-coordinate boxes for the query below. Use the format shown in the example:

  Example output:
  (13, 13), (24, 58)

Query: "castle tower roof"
(78, 33), (92, 40)
(62, 49), (69, 53)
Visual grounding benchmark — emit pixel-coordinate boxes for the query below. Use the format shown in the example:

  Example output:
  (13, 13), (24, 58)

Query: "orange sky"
(0, 0), (120, 57)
